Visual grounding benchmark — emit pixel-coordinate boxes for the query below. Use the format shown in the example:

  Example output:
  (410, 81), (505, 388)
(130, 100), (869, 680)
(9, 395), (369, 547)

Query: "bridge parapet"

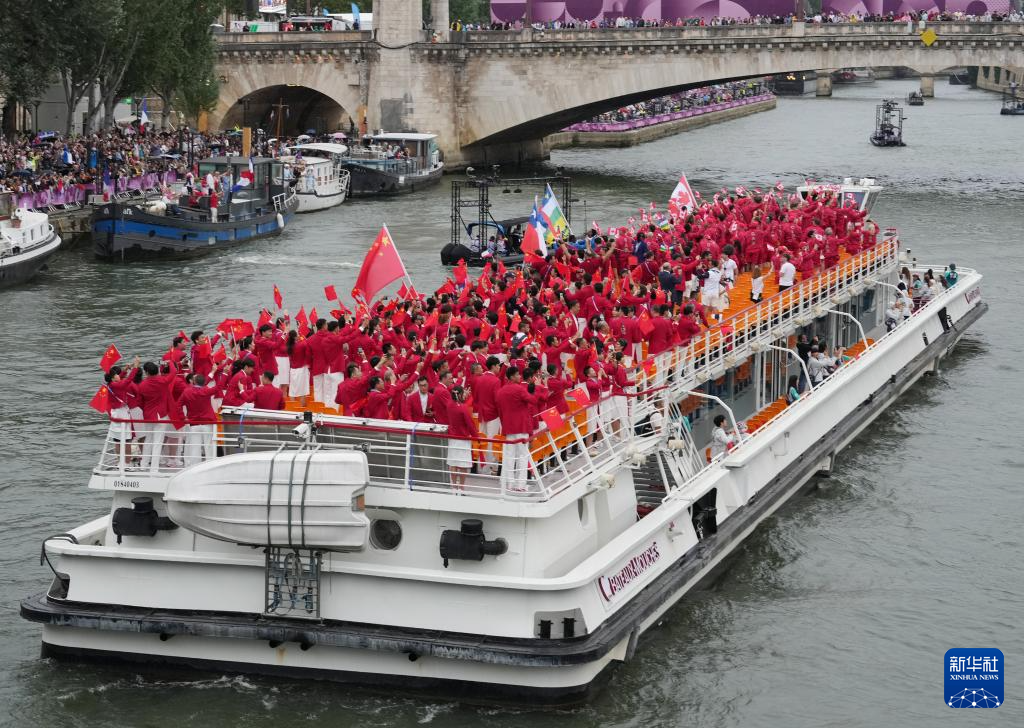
(459, 20), (1024, 46)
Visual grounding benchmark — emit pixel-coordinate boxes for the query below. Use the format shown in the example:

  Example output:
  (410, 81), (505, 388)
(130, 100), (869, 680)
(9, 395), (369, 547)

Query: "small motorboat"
(1001, 89), (1024, 116)
(907, 91), (925, 106)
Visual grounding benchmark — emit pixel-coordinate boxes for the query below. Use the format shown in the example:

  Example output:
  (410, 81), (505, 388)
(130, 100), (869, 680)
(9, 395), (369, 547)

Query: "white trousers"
(312, 373), (326, 404)
(500, 433), (530, 492)
(185, 424), (217, 465)
(482, 418), (500, 470)
(140, 418), (170, 473)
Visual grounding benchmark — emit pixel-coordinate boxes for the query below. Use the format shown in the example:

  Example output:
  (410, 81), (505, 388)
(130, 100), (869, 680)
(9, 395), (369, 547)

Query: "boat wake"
(232, 254), (359, 269)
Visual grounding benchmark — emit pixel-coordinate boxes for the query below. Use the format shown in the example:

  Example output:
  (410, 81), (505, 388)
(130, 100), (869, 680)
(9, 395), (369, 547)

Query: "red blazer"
(495, 382), (537, 435)
(446, 400), (478, 439)
(252, 383), (285, 410)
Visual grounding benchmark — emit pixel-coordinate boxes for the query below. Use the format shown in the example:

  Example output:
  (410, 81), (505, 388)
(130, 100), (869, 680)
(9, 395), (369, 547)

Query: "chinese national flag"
(539, 406), (564, 431)
(436, 279), (456, 297)
(309, 306), (318, 325)
(392, 309), (406, 328)
(553, 260), (571, 279)
(295, 305), (309, 331)
(593, 268), (603, 284)
(638, 312), (655, 336)
(397, 282), (410, 300)
(98, 344), (121, 373)
(496, 307), (508, 331)
(642, 358), (657, 375)
(89, 385), (111, 413)
(273, 285), (283, 309)
(351, 225), (409, 302)
(324, 284), (338, 302)
(566, 385), (591, 408)
(497, 260), (507, 277)
(212, 346), (227, 364)
(232, 321), (255, 340)
(257, 309), (272, 328)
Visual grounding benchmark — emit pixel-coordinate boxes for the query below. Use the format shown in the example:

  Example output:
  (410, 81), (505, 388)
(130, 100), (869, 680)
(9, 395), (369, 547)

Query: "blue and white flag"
(139, 100), (149, 127)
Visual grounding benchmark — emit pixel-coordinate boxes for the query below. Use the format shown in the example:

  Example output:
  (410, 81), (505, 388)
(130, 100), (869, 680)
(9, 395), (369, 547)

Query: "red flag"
(539, 406), (564, 431)
(553, 260), (571, 279)
(257, 309), (272, 328)
(593, 268), (603, 284)
(642, 358), (657, 374)
(392, 309), (407, 328)
(296, 305), (309, 330)
(638, 312), (655, 336)
(628, 255), (639, 267)
(310, 306), (319, 325)
(436, 279), (456, 297)
(479, 321), (493, 341)
(496, 307), (508, 332)
(424, 309), (439, 329)
(352, 225), (409, 302)
(453, 259), (468, 285)
(273, 285), (283, 309)
(330, 308), (344, 320)
(497, 260), (507, 277)
(177, 330), (188, 342)
(397, 282), (410, 300)
(99, 344), (121, 373)
(566, 385), (591, 408)
(212, 345), (227, 364)
(89, 385), (111, 413)
(231, 321), (255, 340)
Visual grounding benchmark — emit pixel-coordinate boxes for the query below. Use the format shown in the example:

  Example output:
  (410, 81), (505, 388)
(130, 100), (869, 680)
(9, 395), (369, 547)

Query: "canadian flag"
(668, 173), (697, 217)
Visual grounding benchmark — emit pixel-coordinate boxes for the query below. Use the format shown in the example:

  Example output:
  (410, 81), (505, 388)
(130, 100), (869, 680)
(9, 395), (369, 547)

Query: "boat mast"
(273, 98), (290, 140)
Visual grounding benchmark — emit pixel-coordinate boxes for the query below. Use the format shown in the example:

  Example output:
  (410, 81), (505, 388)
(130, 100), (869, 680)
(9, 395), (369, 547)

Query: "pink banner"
(563, 93), (772, 132)
(15, 171), (178, 211)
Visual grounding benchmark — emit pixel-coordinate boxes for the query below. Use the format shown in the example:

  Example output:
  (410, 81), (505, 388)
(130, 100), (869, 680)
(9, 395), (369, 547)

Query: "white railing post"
(766, 343), (814, 392)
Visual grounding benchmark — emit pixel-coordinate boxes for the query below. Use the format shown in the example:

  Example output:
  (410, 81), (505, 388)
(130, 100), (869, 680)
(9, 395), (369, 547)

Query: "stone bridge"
(213, 4), (1024, 167)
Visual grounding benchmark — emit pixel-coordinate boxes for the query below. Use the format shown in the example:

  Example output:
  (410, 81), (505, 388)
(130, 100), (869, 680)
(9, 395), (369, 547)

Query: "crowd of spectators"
(580, 81), (770, 125)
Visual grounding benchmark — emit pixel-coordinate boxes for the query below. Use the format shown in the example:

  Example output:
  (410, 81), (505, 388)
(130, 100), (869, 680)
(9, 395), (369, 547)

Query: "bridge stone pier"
(213, 9), (1024, 168)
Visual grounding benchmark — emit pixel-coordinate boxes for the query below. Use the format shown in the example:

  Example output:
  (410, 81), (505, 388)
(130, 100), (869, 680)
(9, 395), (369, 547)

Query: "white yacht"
(22, 181), (986, 704)
(0, 192), (62, 288)
(281, 143), (351, 213)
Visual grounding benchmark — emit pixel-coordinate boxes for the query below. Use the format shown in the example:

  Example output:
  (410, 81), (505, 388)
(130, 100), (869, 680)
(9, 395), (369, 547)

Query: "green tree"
(0, 1), (57, 111)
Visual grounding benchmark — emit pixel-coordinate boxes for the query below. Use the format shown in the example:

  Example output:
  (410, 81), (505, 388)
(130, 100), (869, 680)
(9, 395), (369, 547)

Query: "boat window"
(369, 519), (402, 550)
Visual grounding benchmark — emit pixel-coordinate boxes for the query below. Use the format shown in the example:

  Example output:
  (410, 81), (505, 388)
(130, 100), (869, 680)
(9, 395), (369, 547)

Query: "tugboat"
(342, 132), (444, 197)
(0, 192), (62, 288)
(92, 156), (298, 262)
(870, 100), (906, 147)
(907, 91), (925, 106)
(279, 144), (351, 213)
(22, 179), (988, 705)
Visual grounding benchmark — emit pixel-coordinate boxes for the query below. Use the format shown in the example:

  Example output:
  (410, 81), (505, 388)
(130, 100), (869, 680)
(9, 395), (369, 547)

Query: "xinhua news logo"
(945, 648), (1003, 708)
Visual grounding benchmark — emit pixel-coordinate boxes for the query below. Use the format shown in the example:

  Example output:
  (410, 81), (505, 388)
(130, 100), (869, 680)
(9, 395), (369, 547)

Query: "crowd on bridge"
(98, 181), (899, 486)
(479, 9), (1021, 32)
(576, 81), (770, 126)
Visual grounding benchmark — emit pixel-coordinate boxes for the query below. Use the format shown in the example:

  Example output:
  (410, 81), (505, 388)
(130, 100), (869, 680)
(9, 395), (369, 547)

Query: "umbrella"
(296, 134), (312, 142)
(330, 132), (347, 140)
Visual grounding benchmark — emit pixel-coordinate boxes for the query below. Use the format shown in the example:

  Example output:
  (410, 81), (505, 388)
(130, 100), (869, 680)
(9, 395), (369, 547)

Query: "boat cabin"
(797, 178), (883, 216)
(191, 156), (287, 219)
(347, 132), (442, 175)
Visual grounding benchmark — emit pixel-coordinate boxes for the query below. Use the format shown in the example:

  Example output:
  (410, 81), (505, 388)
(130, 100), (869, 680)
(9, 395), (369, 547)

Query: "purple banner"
(15, 171), (178, 211)
(562, 93), (772, 132)
(492, 0), (1011, 22)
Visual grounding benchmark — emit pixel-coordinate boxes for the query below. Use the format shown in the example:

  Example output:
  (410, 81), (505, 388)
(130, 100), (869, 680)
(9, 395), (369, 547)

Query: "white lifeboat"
(164, 450), (370, 551)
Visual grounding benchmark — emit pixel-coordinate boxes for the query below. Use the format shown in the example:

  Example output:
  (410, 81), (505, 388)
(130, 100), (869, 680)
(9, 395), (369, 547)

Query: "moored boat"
(92, 156), (298, 262)
(1000, 89), (1024, 116)
(22, 180), (987, 705)
(343, 132), (444, 197)
(0, 193), (62, 288)
(280, 144), (351, 213)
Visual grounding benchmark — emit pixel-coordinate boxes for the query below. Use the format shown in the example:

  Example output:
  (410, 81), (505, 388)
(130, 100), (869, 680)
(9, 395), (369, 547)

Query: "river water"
(2, 79), (1021, 727)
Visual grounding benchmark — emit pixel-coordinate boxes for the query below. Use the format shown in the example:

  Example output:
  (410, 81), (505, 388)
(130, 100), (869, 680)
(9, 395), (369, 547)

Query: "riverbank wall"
(544, 95), (776, 151)
(975, 65), (1023, 93)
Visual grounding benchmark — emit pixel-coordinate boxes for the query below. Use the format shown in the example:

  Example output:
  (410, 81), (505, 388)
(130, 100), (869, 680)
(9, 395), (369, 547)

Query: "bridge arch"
(210, 60), (363, 134)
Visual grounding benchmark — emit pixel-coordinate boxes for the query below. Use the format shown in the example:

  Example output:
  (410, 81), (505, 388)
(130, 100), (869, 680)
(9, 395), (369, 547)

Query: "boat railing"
(633, 237), (900, 403)
(94, 391), (653, 502)
(272, 193), (287, 212)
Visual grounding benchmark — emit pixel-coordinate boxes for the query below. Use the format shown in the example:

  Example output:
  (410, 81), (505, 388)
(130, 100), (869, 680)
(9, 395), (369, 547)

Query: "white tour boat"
(22, 180), (987, 704)
(0, 192), (62, 288)
(281, 143), (351, 213)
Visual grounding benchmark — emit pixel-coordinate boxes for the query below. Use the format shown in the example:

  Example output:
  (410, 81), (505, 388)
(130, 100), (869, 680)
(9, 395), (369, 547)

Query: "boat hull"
(92, 196), (298, 262)
(294, 187), (347, 213)
(0, 232), (61, 288)
(23, 297), (988, 704)
(345, 164), (444, 198)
